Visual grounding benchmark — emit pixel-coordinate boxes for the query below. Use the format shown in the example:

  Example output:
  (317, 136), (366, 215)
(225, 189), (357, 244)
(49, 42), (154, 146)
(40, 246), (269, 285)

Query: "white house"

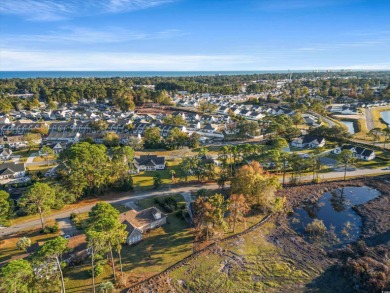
(0, 148), (12, 160)
(291, 135), (326, 149)
(133, 155), (166, 172)
(333, 145), (376, 161)
(0, 162), (26, 180)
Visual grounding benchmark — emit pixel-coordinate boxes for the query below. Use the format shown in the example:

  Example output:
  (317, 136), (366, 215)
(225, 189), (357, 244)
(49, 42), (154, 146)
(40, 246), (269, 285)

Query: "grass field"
(132, 159), (197, 189)
(370, 105), (390, 129)
(0, 226), (59, 265)
(169, 221), (316, 292)
(64, 193), (194, 291)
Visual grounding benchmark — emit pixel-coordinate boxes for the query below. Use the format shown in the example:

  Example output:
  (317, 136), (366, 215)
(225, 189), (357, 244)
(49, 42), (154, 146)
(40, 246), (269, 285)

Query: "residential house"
(120, 207), (167, 245)
(0, 148), (12, 160)
(291, 135), (326, 148)
(0, 162), (26, 180)
(133, 155), (166, 172)
(333, 145), (376, 161)
(40, 143), (66, 155)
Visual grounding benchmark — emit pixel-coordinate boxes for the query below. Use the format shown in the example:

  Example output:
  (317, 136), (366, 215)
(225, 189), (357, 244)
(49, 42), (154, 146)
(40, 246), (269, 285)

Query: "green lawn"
(0, 227), (59, 265)
(132, 159), (196, 189)
(65, 194), (194, 291)
(12, 148), (39, 158)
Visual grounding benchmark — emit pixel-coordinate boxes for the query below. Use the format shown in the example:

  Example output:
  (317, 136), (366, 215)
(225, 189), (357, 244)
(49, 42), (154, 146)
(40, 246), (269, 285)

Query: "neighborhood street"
(365, 108), (375, 130)
(2, 168), (390, 237)
(309, 112), (336, 127)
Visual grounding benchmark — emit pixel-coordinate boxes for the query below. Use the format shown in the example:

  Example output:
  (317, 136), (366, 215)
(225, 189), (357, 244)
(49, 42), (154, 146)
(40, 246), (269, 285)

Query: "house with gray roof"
(133, 155), (166, 172)
(120, 207), (167, 245)
(0, 162), (26, 180)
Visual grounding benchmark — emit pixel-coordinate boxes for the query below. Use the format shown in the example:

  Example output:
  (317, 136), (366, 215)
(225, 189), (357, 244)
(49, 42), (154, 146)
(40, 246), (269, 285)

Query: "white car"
(63, 235), (71, 239)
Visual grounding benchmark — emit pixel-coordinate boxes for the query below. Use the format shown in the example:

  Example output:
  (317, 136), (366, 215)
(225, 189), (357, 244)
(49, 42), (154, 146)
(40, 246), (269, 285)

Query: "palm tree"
(368, 128), (382, 146)
(310, 148), (323, 181)
(98, 281), (114, 293)
(338, 150), (357, 181)
(382, 127), (390, 149)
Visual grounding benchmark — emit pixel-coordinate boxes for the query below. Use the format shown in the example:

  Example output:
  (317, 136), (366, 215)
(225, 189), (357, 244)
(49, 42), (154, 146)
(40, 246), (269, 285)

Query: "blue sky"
(1, 0), (390, 71)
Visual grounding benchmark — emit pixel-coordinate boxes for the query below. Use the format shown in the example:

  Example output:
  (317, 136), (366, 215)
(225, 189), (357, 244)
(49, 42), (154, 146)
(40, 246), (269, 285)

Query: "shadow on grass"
(305, 264), (353, 293)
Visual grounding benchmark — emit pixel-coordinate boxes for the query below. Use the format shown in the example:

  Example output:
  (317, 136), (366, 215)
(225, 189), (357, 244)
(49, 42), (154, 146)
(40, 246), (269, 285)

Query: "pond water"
(341, 121), (355, 134)
(380, 110), (390, 125)
(289, 187), (380, 247)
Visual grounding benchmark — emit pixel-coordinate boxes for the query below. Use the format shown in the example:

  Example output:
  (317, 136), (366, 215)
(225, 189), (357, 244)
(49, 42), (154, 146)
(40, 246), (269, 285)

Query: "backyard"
(64, 193), (194, 291)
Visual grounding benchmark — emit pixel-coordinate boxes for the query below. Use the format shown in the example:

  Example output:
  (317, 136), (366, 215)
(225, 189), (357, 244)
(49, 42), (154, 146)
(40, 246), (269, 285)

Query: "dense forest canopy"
(0, 72), (389, 108)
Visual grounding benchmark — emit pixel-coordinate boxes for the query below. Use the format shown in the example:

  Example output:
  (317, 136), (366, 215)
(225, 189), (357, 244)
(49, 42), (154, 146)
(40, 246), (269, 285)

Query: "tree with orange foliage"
(227, 194), (250, 233)
(231, 161), (281, 211)
(193, 194), (227, 241)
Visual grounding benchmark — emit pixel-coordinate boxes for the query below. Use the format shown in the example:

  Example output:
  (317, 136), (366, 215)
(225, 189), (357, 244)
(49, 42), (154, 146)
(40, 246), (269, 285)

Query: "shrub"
(162, 196), (178, 212)
(89, 264), (103, 277)
(305, 219), (326, 236)
(42, 223), (59, 234)
(70, 212), (77, 220)
(196, 188), (208, 198)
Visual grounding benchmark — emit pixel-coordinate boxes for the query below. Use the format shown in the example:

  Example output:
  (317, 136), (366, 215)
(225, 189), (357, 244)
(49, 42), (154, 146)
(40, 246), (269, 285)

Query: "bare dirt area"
(135, 106), (176, 115)
(126, 177), (390, 293)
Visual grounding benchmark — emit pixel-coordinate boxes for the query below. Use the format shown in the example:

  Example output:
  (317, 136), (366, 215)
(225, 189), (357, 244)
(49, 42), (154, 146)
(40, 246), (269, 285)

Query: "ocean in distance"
(0, 70), (318, 79)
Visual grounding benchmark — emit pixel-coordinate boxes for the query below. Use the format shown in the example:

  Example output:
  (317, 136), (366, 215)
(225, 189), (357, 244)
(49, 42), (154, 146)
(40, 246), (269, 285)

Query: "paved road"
(300, 167), (390, 181)
(309, 112), (336, 127)
(2, 168), (390, 237)
(365, 108), (375, 130)
(0, 183), (221, 237)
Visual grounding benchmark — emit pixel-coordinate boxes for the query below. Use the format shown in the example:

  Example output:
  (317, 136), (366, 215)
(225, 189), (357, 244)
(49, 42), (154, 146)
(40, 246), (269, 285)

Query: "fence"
(126, 213), (273, 292)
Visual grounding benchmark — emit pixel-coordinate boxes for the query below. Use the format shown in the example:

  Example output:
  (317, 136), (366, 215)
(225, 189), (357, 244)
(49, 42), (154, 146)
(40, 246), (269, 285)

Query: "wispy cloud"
(0, 0), (73, 21)
(0, 0), (174, 21)
(1, 46), (389, 71)
(105, 0), (174, 13)
(2, 27), (185, 45)
(0, 47), (257, 71)
(295, 40), (390, 52)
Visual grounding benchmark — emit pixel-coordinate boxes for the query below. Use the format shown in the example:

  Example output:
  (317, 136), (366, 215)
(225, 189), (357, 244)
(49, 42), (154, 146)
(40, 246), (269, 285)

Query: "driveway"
(0, 182), (222, 237)
(365, 108), (375, 130)
(25, 153), (36, 164)
(181, 191), (194, 223)
(3, 169), (390, 237)
(57, 216), (77, 237)
(320, 157), (337, 167)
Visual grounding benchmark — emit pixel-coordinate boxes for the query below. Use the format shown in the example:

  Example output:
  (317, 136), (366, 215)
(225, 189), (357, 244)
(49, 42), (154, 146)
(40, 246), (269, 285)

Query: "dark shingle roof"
(0, 162), (25, 175)
(135, 155), (165, 166)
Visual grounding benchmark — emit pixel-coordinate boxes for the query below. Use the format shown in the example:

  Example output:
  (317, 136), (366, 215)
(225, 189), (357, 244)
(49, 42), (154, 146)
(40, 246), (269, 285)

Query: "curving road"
(2, 168), (390, 237)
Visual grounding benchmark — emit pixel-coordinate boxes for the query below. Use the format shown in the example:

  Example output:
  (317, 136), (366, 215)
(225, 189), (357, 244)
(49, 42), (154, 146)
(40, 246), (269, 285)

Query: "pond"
(341, 121), (355, 134)
(380, 110), (390, 125)
(289, 187), (380, 248)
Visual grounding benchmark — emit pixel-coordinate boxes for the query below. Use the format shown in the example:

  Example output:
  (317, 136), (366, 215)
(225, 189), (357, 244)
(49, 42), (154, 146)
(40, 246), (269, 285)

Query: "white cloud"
(0, 0), (72, 21)
(106, 0), (174, 13)
(2, 47), (389, 71)
(0, 48), (257, 71)
(2, 27), (185, 45)
(0, 0), (175, 21)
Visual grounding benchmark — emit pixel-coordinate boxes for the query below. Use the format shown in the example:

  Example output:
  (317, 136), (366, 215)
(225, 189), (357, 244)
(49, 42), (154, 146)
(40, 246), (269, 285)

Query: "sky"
(1, 0), (390, 71)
